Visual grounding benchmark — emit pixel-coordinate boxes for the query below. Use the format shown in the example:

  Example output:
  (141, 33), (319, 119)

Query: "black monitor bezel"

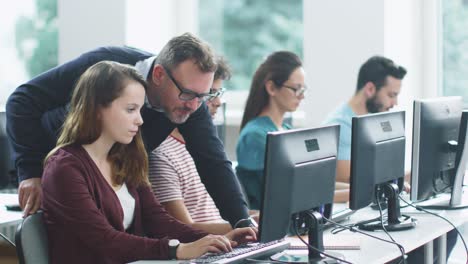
(349, 110), (406, 211)
(410, 97), (463, 202)
(258, 125), (340, 243)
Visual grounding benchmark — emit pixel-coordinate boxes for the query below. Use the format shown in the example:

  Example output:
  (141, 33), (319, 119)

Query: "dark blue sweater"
(6, 46), (249, 225)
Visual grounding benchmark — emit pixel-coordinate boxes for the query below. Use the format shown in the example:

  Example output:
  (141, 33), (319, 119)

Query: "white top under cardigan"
(115, 183), (135, 230)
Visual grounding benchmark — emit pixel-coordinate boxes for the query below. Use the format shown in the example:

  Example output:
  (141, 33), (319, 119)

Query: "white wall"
(303, 0), (440, 170)
(125, 0), (199, 54)
(58, 0), (126, 63)
(303, 0), (385, 127)
(384, 0), (440, 111)
(59, 0), (199, 62)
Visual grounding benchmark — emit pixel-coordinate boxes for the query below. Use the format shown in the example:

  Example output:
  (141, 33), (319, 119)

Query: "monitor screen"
(410, 97), (463, 202)
(350, 111), (406, 211)
(258, 125), (339, 243)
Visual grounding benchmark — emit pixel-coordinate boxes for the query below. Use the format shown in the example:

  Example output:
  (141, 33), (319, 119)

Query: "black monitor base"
(288, 211), (347, 264)
(417, 192), (468, 210)
(270, 251), (345, 264)
(358, 214), (417, 231)
(419, 202), (468, 210)
(362, 183), (417, 231)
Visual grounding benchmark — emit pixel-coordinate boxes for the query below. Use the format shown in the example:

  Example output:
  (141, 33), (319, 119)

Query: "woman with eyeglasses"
(236, 51), (306, 210)
(148, 56), (236, 235)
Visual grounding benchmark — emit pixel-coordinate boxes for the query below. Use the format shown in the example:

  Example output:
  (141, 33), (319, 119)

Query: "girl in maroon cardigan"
(41, 61), (256, 264)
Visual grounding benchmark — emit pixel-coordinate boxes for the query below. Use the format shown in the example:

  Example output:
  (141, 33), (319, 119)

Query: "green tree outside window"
(443, 0), (468, 105)
(15, 0), (58, 78)
(199, 0), (303, 91)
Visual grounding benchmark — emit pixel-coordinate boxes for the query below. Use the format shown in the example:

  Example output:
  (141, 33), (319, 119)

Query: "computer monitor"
(0, 111), (16, 188)
(452, 110), (468, 205)
(411, 97), (468, 209)
(259, 125), (343, 263)
(349, 111), (416, 231)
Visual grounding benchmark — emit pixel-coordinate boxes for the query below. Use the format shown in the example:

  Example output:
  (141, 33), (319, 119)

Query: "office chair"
(15, 211), (49, 264)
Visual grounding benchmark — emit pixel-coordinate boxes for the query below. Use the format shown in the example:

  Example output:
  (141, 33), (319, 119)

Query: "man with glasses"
(6, 33), (255, 229)
(149, 57), (234, 234)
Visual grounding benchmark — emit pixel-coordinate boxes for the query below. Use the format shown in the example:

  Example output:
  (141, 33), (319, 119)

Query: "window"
(198, 0), (303, 91)
(442, 0), (468, 105)
(0, 0), (58, 108)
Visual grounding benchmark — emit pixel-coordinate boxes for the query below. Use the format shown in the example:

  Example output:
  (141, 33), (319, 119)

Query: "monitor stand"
(271, 210), (345, 263)
(359, 183), (417, 232)
(370, 193), (388, 210)
(418, 188), (468, 210)
(419, 156), (468, 210)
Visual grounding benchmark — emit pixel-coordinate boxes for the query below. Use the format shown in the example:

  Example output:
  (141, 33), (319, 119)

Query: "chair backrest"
(15, 211), (49, 264)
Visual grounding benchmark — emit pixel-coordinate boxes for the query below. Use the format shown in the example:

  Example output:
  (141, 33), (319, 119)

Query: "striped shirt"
(149, 136), (223, 222)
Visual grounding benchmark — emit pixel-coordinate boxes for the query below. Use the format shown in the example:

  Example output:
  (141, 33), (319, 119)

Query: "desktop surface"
(129, 204), (468, 264)
(0, 193), (22, 247)
(0, 194), (22, 226)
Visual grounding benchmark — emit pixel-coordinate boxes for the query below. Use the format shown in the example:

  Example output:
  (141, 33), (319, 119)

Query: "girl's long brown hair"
(45, 61), (149, 187)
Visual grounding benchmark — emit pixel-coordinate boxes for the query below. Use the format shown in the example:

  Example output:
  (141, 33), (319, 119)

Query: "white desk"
(315, 205), (468, 263)
(129, 205), (468, 264)
(0, 194), (22, 243)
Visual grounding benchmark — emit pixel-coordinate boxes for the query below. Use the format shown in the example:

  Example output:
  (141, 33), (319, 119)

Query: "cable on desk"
(399, 195), (468, 263)
(375, 191), (406, 264)
(329, 215), (383, 234)
(0, 232), (15, 247)
(293, 212), (353, 264)
(322, 216), (408, 264)
(400, 195), (433, 209)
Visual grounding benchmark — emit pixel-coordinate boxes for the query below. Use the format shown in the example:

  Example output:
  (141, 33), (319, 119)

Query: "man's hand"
(18, 178), (42, 217)
(176, 235), (233, 259)
(403, 181), (411, 193)
(225, 227), (257, 245)
(404, 171), (411, 193)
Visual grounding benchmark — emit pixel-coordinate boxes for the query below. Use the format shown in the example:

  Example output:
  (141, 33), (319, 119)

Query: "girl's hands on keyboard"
(177, 234), (233, 259)
(225, 227), (258, 246)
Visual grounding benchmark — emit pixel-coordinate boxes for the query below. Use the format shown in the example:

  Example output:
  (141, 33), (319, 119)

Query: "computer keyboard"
(189, 240), (290, 264)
